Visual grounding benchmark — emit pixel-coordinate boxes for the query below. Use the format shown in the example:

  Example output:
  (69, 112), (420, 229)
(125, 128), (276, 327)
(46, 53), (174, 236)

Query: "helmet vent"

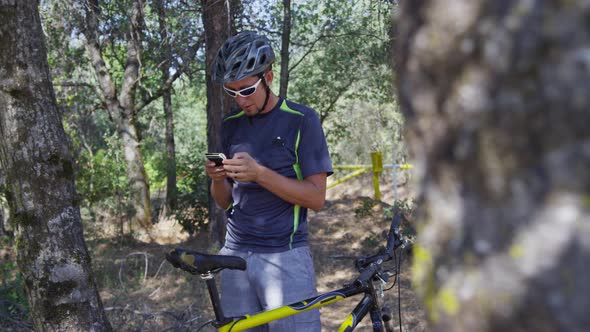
(247, 58), (255, 69)
(236, 48), (246, 57)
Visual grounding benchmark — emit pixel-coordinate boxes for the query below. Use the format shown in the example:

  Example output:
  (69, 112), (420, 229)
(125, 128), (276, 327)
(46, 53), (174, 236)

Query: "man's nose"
(235, 95), (248, 103)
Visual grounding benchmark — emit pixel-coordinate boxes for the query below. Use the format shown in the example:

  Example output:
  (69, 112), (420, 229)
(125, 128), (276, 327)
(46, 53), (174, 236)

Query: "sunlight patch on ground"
(317, 269), (355, 293)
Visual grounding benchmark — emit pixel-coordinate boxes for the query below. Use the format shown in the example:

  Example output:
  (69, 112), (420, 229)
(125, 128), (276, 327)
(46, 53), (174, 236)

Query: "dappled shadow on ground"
(86, 231), (216, 331)
(85, 196), (426, 331)
(0, 194), (426, 331)
(310, 197), (426, 331)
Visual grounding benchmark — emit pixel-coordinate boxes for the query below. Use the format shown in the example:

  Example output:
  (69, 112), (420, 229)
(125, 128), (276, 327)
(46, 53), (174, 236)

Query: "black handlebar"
(355, 262), (379, 287)
(353, 210), (405, 288)
(355, 210), (404, 270)
(385, 210), (403, 256)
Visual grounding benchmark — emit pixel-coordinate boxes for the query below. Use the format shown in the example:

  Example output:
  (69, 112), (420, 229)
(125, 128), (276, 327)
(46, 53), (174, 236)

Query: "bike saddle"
(166, 248), (246, 275)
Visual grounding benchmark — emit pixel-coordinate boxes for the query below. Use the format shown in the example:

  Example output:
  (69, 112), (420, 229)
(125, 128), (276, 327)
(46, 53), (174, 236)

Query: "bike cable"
(228, 315), (247, 332)
(383, 246), (405, 331)
(196, 319), (216, 332)
(384, 250), (402, 291)
(397, 248), (403, 332)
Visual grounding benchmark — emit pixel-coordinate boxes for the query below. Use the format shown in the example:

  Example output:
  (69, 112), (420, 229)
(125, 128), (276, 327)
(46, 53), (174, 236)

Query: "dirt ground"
(309, 198), (426, 331)
(2, 172), (426, 331)
(88, 172), (425, 331)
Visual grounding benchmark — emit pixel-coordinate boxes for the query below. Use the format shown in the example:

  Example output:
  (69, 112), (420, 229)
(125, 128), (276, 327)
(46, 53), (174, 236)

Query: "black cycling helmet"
(213, 31), (275, 83)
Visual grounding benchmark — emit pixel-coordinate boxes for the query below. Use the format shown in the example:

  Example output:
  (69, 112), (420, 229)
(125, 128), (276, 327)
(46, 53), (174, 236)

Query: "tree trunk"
(118, 114), (151, 229)
(279, 0), (291, 98)
(0, 1), (111, 330)
(163, 90), (177, 213)
(118, 0), (151, 229)
(0, 169), (7, 235)
(81, 0), (151, 229)
(154, 0), (178, 214)
(396, 1), (590, 331)
(202, 0), (237, 246)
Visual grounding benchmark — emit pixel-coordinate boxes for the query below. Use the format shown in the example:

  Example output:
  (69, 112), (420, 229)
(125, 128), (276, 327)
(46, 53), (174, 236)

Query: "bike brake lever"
(376, 273), (388, 297)
(376, 270), (390, 284)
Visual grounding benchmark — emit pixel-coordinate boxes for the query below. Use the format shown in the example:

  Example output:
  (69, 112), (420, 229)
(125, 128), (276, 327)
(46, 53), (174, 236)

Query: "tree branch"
(289, 30), (384, 74)
(79, 0), (120, 120)
(320, 76), (355, 124)
(288, 34), (324, 73)
(53, 81), (94, 88)
(133, 36), (205, 113)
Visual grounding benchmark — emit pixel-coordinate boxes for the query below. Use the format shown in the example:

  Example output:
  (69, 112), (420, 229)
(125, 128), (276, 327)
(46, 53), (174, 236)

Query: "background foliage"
(0, 0), (403, 328)
(37, 0), (401, 233)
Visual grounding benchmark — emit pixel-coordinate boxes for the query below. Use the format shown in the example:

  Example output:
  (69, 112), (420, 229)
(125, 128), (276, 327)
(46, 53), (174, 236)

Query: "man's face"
(223, 72), (271, 116)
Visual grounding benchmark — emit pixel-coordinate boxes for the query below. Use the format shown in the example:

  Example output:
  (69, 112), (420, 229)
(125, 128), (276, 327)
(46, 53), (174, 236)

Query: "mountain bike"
(166, 210), (409, 332)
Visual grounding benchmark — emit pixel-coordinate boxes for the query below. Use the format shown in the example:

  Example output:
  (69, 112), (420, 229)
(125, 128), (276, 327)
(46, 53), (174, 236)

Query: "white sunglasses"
(223, 78), (263, 98)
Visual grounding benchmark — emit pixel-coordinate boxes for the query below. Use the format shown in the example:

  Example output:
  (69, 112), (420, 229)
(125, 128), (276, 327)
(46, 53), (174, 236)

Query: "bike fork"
(370, 307), (385, 331)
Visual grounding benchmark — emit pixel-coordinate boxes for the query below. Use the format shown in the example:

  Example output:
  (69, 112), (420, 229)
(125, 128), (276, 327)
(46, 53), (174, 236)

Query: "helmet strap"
(256, 73), (271, 115)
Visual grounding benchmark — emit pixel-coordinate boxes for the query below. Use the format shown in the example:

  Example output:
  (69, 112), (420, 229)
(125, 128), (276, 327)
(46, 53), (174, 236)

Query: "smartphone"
(205, 152), (227, 167)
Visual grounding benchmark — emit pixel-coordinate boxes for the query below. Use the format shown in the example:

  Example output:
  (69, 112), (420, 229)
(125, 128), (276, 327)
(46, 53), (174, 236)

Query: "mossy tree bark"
(396, 1), (590, 331)
(0, 0), (111, 330)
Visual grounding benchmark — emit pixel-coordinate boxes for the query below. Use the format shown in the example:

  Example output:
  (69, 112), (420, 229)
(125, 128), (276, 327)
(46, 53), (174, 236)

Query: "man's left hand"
(223, 152), (263, 182)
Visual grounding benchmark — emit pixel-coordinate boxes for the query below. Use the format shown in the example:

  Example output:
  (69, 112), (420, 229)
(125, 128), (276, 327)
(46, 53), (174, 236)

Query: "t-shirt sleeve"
(298, 109), (333, 178)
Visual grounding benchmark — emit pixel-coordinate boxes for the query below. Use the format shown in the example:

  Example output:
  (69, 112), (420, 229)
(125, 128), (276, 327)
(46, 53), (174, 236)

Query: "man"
(205, 31), (333, 331)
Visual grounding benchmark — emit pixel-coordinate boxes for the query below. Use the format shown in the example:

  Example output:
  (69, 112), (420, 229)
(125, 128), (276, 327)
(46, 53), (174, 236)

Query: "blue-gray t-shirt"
(221, 99), (333, 253)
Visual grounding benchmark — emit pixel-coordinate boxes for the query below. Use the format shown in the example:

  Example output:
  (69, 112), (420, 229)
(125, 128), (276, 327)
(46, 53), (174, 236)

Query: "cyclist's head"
(213, 31), (275, 84)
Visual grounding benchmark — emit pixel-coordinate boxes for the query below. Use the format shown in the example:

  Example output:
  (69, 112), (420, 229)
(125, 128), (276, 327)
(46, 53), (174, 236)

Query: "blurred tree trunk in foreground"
(396, 1), (590, 331)
(0, 1), (111, 330)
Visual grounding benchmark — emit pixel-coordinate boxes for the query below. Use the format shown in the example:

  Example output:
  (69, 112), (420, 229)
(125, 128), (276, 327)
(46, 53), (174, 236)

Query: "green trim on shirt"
(289, 129), (304, 249)
(280, 100), (305, 116)
(224, 111), (245, 122)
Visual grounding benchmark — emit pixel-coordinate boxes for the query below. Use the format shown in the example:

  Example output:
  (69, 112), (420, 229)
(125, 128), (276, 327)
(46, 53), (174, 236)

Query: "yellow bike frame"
(216, 281), (383, 331)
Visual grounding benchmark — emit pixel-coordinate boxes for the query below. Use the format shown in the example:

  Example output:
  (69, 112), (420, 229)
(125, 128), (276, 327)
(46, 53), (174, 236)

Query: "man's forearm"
(255, 167), (327, 211)
(211, 179), (232, 209)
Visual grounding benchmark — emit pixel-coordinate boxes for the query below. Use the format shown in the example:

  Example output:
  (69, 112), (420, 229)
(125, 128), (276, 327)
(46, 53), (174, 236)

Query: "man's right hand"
(205, 160), (228, 182)
(207, 159), (233, 209)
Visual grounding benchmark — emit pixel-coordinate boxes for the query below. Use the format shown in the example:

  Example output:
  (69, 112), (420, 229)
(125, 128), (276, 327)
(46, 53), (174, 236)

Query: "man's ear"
(264, 70), (274, 85)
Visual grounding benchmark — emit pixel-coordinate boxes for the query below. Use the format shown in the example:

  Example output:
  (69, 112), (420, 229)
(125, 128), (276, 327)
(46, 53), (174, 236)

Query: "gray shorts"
(219, 246), (321, 332)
